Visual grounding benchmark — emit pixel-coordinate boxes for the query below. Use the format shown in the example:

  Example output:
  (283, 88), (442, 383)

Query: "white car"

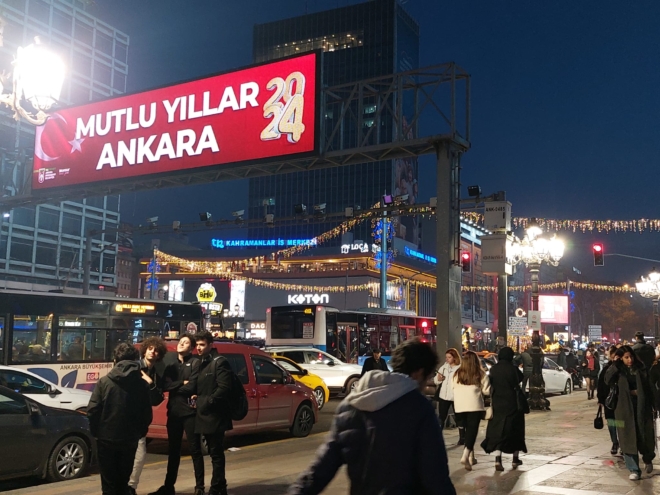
(267, 347), (363, 396)
(523, 358), (572, 395)
(0, 365), (92, 412)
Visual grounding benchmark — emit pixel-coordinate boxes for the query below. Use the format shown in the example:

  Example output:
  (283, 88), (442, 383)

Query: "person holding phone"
(150, 334), (203, 495)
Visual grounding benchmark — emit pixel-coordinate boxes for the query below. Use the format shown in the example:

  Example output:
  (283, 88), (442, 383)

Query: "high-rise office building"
(0, 0), (128, 292)
(249, 0), (420, 245)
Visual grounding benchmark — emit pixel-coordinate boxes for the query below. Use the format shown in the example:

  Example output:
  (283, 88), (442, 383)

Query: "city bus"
(0, 290), (203, 390)
(266, 305), (435, 364)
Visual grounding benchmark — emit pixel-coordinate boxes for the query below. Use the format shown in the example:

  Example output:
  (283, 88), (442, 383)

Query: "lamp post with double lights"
(636, 268), (660, 342)
(510, 218), (565, 411)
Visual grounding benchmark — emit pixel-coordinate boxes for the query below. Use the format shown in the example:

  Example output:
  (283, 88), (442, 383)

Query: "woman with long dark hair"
(596, 345), (619, 455)
(480, 347), (527, 471)
(434, 348), (461, 435)
(452, 351), (490, 471)
(604, 345), (656, 480)
(581, 348), (600, 400)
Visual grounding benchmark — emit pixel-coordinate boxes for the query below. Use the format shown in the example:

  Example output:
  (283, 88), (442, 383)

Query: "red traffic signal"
(593, 243), (604, 266)
(461, 252), (471, 272)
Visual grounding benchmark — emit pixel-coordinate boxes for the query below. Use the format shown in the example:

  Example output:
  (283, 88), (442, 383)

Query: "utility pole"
(380, 197), (388, 309)
(149, 244), (157, 300)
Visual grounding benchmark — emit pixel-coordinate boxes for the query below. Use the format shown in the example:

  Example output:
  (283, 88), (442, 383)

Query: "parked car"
(147, 341), (318, 442)
(0, 365), (92, 412)
(273, 356), (330, 410)
(266, 347), (363, 396)
(0, 385), (94, 483)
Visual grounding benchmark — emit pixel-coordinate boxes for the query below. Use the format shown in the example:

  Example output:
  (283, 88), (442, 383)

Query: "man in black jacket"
(288, 338), (456, 495)
(150, 334), (203, 495)
(361, 347), (389, 376)
(632, 331), (656, 370)
(194, 331), (233, 495)
(87, 343), (153, 495)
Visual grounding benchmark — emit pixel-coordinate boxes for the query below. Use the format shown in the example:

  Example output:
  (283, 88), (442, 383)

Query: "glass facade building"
(249, 0), (420, 245)
(0, 0), (128, 292)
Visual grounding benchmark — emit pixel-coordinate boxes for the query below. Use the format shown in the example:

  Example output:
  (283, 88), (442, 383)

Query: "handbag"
(515, 386), (530, 414)
(485, 406), (493, 420)
(594, 405), (604, 430)
(605, 380), (618, 411)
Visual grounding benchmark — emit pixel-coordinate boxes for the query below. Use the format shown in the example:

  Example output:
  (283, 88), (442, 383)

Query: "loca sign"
(287, 293), (329, 305)
(32, 52), (318, 189)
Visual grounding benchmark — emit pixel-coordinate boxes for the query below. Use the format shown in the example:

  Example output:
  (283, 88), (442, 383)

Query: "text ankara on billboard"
(33, 53), (318, 190)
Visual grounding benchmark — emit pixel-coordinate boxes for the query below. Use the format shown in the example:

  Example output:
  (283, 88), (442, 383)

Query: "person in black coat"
(597, 345), (619, 455)
(632, 332), (656, 371)
(288, 338), (455, 495)
(193, 331), (233, 495)
(149, 334), (203, 495)
(87, 343), (153, 495)
(481, 347), (527, 471)
(360, 348), (389, 376)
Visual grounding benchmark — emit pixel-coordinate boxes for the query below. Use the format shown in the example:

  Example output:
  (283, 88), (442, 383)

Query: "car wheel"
(562, 379), (571, 395)
(47, 436), (89, 482)
(345, 377), (359, 395)
(313, 387), (326, 410)
(290, 404), (314, 438)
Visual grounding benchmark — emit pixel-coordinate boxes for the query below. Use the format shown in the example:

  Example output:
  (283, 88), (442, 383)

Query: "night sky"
(90, 0), (660, 284)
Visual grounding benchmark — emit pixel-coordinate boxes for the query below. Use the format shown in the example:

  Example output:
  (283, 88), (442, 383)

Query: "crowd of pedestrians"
(87, 332), (233, 495)
(86, 330), (660, 494)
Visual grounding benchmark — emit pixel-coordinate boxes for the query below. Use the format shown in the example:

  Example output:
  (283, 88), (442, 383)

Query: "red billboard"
(32, 52), (318, 190)
(538, 295), (569, 324)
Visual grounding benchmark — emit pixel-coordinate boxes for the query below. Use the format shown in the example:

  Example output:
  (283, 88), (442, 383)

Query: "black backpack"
(213, 355), (248, 421)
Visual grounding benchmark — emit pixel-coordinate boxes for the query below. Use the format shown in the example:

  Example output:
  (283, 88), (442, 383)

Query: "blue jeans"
(608, 425), (618, 444)
(624, 453), (641, 475)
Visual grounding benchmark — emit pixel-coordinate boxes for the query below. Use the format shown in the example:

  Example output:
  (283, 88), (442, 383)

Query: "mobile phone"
(188, 397), (197, 408)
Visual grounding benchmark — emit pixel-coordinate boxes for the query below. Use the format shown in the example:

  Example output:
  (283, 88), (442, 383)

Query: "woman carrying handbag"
(453, 351), (490, 471)
(596, 346), (619, 455)
(480, 347), (527, 471)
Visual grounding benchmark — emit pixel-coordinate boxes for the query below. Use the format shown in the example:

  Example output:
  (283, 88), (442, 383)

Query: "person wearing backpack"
(193, 331), (234, 495)
(149, 333), (203, 495)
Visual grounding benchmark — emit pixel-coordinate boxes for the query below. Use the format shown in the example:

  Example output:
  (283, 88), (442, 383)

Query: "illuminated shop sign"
(287, 293), (329, 305)
(211, 238), (316, 249)
(340, 241), (372, 254)
(114, 303), (156, 314)
(33, 52), (318, 190)
(404, 246), (437, 264)
(196, 283), (217, 302)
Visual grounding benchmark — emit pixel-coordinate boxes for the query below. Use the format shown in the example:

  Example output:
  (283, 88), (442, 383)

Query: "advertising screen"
(33, 52), (318, 190)
(538, 295), (569, 324)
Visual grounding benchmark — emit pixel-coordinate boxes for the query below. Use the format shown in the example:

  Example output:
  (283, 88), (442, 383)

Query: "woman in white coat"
(453, 351), (491, 471)
(434, 348), (461, 438)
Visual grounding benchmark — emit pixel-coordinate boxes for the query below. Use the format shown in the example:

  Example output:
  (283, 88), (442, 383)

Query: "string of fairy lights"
(152, 204), (659, 294)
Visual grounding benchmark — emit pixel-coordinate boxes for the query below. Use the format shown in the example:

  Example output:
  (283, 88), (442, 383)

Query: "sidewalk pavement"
(3, 391), (659, 494)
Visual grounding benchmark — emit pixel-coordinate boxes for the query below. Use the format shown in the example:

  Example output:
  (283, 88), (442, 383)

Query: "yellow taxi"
(273, 355), (330, 410)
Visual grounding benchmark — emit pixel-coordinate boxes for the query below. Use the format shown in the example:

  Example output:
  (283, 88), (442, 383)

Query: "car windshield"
(277, 359), (302, 373)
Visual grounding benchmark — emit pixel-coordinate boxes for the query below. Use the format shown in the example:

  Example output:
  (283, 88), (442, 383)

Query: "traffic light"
(461, 252), (471, 272)
(593, 243), (604, 266)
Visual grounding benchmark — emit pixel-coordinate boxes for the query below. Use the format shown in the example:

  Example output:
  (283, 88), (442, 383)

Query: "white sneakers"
(629, 472), (640, 481)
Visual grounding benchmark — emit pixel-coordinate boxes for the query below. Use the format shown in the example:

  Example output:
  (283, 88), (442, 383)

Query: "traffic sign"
(509, 317), (527, 337)
(528, 310), (541, 331)
(588, 325), (602, 342)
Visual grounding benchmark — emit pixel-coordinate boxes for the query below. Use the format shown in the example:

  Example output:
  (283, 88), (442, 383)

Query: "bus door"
(335, 323), (358, 364)
(400, 325), (416, 342)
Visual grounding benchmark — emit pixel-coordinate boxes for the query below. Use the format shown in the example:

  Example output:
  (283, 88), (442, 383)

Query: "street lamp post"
(636, 268), (660, 342)
(510, 218), (564, 411)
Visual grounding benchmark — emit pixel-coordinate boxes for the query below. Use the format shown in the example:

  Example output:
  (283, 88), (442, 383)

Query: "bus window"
(11, 315), (53, 364)
(271, 312), (314, 340)
(59, 316), (109, 362)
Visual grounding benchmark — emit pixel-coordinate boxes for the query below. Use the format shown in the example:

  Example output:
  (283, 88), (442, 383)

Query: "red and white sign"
(32, 52), (318, 190)
(538, 295), (569, 324)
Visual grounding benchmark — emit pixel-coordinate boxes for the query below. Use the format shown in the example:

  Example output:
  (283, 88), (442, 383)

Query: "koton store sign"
(33, 52), (318, 189)
(287, 293), (329, 305)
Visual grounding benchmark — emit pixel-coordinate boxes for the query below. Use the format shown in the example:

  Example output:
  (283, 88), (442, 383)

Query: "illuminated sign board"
(538, 295), (569, 324)
(341, 241), (372, 254)
(33, 52), (318, 190)
(114, 303), (156, 314)
(211, 238), (316, 249)
(404, 246), (437, 264)
(287, 293), (329, 305)
(196, 283), (217, 302)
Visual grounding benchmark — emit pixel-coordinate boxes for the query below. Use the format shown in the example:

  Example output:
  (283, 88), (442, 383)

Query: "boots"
(457, 427), (465, 446)
(610, 442), (619, 456)
(460, 448), (472, 471)
(512, 453), (523, 468)
(495, 455), (504, 472)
